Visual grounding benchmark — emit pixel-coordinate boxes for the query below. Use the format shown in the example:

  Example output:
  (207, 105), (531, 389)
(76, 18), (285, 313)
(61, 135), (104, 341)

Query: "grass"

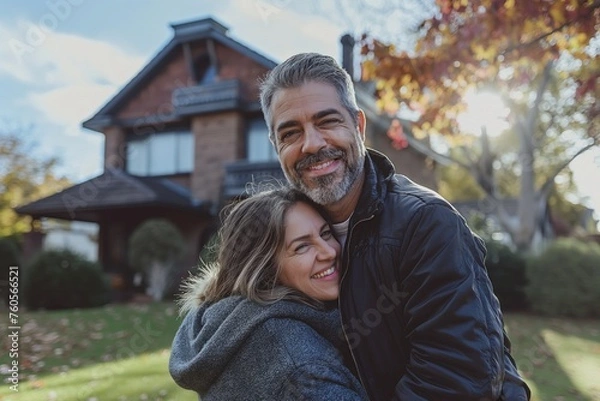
(0, 302), (196, 401)
(1, 303), (599, 401)
(504, 313), (600, 401)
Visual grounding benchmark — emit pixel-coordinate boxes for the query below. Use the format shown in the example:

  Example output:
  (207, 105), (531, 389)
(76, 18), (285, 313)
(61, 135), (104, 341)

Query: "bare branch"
(458, 145), (476, 165)
(526, 61), (554, 151)
(538, 142), (597, 198)
(407, 136), (470, 169)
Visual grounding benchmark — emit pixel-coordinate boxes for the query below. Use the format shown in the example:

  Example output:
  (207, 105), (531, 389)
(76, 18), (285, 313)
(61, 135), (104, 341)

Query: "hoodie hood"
(169, 295), (343, 395)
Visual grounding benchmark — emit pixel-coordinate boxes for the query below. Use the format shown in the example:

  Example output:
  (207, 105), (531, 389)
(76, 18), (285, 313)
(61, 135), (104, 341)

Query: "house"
(16, 17), (436, 298)
(452, 195), (600, 253)
(451, 198), (555, 246)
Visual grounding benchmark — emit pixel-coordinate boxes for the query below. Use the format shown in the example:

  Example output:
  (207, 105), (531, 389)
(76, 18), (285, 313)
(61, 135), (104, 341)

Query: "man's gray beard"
(289, 152), (365, 206)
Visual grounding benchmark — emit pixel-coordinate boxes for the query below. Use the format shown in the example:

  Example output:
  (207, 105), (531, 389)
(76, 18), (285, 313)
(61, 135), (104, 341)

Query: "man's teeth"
(309, 160), (334, 171)
(312, 267), (335, 279)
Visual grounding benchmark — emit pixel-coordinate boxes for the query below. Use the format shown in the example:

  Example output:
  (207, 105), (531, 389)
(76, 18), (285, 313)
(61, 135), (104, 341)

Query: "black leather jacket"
(338, 150), (530, 401)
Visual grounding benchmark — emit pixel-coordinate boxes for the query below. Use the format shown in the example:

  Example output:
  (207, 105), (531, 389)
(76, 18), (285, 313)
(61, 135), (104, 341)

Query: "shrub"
(129, 219), (185, 301)
(484, 240), (528, 311)
(0, 237), (21, 306)
(23, 249), (110, 310)
(525, 238), (600, 318)
(0, 236), (20, 265)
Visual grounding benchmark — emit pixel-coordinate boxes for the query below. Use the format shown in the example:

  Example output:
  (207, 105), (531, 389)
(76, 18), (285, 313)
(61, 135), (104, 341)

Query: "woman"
(169, 188), (368, 400)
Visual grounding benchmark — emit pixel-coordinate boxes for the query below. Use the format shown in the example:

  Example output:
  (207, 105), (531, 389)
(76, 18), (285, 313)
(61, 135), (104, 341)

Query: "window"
(195, 54), (217, 85)
(126, 131), (194, 176)
(247, 118), (276, 162)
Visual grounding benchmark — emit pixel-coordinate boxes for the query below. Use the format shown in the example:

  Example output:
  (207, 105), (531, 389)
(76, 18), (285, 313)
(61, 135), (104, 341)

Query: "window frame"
(126, 129), (194, 176)
(246, 116), (277, 162)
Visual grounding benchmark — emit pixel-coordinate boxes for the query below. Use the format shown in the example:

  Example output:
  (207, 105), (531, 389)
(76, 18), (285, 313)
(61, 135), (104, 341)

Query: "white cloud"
(0, 19), (146, 139)
(28, 83), (116, 135)
(0, 23), (38, 82)
(571, 148), (600, 224)
(0, 19), (145, 86)
(224, 0), (344, 62)
(0, 18), (145, 183)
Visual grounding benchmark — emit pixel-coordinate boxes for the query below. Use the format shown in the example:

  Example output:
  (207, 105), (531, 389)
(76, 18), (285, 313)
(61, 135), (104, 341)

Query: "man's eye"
(320, 118), (341, 127)
(280, 130), (300, 142)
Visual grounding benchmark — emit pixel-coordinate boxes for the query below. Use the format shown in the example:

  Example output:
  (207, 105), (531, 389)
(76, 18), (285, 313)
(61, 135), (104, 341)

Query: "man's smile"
(303, 159), (342, 178)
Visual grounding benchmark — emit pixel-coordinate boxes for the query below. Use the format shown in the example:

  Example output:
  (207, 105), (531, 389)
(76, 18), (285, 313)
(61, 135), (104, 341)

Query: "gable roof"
(82, 17), (277, 131)
(15, 168), (210, 222)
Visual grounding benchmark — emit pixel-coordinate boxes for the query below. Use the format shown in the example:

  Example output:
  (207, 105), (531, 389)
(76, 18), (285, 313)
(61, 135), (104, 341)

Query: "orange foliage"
(361, 0), (599, 136)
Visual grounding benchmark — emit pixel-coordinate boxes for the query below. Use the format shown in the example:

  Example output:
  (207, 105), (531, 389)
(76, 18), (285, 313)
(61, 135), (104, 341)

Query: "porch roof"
(15, 168), (211, 223)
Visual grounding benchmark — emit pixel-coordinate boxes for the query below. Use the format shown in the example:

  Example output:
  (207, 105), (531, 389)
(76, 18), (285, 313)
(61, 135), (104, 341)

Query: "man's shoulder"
(377, 173), (472, 233)
(387, 174), (452, 209)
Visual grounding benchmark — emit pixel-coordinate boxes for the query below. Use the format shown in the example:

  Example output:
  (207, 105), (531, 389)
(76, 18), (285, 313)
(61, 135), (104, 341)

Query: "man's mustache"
(295, 148), (345, 171)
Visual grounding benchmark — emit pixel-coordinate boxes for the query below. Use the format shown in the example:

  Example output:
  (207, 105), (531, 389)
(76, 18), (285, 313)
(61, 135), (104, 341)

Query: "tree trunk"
(514, 121), (537, 251)
(498, 61), (555, 253)
(146, 260), (172, 301)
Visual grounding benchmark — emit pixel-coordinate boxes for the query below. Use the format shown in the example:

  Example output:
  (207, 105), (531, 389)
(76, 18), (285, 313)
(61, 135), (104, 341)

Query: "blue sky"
(1, 0), (599, 220)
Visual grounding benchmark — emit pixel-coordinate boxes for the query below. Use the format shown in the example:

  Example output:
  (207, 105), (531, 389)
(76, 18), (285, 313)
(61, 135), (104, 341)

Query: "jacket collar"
(352, 148), (395, 222)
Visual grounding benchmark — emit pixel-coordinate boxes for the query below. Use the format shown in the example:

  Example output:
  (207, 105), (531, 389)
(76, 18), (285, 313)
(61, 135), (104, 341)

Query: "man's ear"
(269, 135), (279, 154)
(357, 109), (366, 142)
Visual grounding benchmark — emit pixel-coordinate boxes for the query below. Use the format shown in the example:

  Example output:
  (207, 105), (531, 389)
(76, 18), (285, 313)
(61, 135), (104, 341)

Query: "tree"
(0, 129), (71, 237)
(361, 0), (599, 252)
(437, 149), (592, 235)
(128, 219), (186, 301)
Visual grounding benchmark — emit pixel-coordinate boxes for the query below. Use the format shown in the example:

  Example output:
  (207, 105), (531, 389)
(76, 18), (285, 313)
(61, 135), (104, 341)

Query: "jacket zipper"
(338, 213), (375, 397)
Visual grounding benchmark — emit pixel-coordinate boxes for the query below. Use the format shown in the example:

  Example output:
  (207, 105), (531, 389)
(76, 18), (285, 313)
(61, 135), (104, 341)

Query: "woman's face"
(277, 201), (341, 301)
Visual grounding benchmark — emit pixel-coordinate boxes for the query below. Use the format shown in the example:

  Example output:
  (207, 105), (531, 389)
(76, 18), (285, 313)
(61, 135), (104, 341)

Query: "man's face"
(270, 81), (366, 206)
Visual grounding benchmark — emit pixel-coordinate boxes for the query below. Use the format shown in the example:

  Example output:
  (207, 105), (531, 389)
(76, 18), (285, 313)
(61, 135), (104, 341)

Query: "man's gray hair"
(259, 53), (360, 143)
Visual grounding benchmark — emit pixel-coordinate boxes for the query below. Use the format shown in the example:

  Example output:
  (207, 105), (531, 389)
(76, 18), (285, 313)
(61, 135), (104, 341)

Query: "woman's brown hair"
(179, 187), (330, 315)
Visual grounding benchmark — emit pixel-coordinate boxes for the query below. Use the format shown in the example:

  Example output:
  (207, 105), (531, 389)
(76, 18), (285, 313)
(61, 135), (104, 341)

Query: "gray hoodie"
(169, 296), (368, 400)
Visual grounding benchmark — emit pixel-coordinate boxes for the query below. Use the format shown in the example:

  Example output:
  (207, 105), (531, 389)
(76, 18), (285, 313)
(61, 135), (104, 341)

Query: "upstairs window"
(195, 54), (217, 85)
(127, 131), (194, 176)
(246, 118), (276, 162)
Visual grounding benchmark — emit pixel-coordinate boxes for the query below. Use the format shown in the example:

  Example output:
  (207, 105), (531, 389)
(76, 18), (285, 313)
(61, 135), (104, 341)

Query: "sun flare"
(457, 90), (510, 137)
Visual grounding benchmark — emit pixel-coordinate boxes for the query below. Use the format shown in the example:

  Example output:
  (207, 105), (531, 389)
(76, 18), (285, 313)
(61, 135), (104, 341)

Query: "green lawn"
(1, 303), (599, 400)
(0, 302), (196, 401)
(504, 313), (600, 401)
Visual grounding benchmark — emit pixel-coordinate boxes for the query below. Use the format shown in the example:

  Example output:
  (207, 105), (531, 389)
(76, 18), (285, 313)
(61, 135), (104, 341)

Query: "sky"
(1, 0), (599, 222)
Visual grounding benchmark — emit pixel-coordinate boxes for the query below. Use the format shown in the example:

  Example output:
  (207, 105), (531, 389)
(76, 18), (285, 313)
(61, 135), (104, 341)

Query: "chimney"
(340, 34), (355, 81)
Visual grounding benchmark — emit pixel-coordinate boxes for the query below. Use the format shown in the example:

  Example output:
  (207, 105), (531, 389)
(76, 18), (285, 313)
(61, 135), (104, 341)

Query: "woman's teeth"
(312, 267), (335, 279)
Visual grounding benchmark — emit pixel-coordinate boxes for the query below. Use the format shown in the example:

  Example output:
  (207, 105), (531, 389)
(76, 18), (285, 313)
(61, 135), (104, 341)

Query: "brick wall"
(117, 48), (191, 121)
(104, 126), (126, 169)
(214, 43), (270, 101)
(191, 111), (245, 204)
(116, 41), (269, 123)
(102, 39), (272, 203)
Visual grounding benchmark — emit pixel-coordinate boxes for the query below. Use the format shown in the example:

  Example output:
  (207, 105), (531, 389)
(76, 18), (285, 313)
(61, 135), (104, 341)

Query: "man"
(260, 53), (531, 401)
